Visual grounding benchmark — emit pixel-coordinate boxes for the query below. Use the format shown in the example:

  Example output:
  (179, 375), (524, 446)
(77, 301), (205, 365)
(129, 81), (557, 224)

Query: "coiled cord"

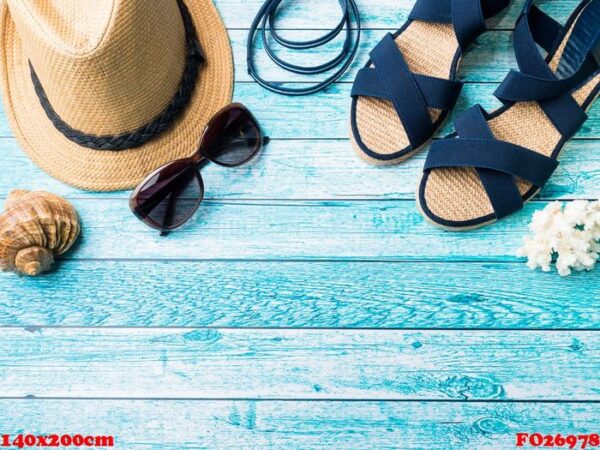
(247, 0), (361, 96)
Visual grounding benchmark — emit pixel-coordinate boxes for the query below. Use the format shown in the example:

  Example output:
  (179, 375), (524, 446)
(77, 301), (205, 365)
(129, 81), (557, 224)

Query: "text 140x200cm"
(1, 434), (114, 448)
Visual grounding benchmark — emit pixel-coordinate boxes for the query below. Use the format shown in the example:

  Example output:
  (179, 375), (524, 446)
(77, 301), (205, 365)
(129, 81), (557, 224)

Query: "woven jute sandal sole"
(417, 1), (600, 231)
(417, 85), (600, 231)
(350, 21), (461, 165)
(350, 111), (452, 166)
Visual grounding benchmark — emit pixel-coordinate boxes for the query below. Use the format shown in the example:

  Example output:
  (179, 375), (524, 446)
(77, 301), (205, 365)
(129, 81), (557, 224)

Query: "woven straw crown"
(9, 0), (188, 136)
(0, 0), (234, 191)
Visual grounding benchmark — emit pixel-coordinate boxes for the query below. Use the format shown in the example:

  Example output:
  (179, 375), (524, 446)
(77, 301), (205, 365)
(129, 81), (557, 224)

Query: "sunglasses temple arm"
(159, 190), (179, 237)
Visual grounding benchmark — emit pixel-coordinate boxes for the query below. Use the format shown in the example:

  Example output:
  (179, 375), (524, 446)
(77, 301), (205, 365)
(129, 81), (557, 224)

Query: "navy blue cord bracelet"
(247, 0), (361, 96)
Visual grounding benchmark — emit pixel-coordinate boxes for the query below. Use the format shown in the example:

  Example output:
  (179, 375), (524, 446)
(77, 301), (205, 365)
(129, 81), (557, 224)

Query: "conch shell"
(0, 190), (80, 276)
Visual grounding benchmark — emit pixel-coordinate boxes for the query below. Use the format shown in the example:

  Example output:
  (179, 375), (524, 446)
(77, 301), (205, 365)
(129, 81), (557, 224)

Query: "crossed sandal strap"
(494, 0), (599, 138)
(350, 0), (509, 150)
(424, 106), (559, 218)
(351, 34), (461, 148)
(410, 0), (509, 50)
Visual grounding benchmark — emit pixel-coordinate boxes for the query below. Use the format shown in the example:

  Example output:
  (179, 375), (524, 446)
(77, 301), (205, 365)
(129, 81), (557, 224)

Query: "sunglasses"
(130, 103), (269, 233)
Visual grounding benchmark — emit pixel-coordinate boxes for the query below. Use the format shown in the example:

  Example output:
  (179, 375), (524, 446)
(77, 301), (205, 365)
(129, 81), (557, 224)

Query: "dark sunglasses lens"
(134, 161), (203, 230)
(202, 106), (261, 166)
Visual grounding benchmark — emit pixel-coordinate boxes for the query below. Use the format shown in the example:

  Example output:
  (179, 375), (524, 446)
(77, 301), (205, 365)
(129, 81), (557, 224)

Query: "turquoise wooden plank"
(6, 198), (588, 261)
(1, 83), (598, 139)
(1, 138), (598, 201)
(215, 0), (580, 30)
(2, 400), (598, 449)
(1, 261), (599, 329)
(233, 30), (516, 84)
(0, 0), (596, 445)
(235, 83), (600, 140)
(0, 328), (597, 400)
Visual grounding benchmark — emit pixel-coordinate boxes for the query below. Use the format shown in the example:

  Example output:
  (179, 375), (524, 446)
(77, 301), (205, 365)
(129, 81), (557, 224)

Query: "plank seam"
(8, 326), (600, 331)
(2, 397), (599, 403)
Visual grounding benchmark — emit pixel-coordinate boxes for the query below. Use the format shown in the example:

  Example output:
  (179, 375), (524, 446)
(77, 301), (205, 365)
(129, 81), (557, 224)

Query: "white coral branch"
(517, 200), (600, 276)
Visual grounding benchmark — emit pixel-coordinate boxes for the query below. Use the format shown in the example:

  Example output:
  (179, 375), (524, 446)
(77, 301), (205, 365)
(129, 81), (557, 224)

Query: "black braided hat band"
(29, 0), (205, 151)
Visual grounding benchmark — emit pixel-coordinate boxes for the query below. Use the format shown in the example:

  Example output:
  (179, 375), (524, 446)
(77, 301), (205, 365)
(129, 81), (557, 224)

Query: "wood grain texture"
(236, 30), (516, 83)
(2, 400), (599, 449)
(236, 29), (598, 84)
(238, 82), (599, 139)
(0, 328), (597, 400)
(0, 0), (597, 444)
(6, 198), (582, 261)
(215, 0), (581, 30)
(1, 261), (598, 329)
(1, 138), (598, 201)
(1, 84), (598, 140)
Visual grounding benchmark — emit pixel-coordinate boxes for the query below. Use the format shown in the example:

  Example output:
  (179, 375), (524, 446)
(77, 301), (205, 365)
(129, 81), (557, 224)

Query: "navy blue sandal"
(419, 0), (600, 230)
(349, 0), (510, 165)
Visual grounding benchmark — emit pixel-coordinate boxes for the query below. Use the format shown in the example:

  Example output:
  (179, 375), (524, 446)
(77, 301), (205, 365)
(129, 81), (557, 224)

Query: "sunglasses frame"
(129, 103), (268, 232)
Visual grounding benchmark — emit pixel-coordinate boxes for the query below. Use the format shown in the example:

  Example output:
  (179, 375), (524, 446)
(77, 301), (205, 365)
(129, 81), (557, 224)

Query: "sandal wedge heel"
(418, 0), (600, 230)
(349, 0), (511, 165)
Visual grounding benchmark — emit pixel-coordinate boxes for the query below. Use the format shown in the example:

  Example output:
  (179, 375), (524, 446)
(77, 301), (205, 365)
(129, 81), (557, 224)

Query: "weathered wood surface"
(0, 328), (597, 400)
(0, 0), (597, 446)
(236, 30), (515, 83)
(2, 400), (598, 449)
(1, 83), (598, 139)
(1, 138), (599, 200)
(1, 261), (599, 328)
(0, 199), (574, 261)
(215, 0), (582, 30)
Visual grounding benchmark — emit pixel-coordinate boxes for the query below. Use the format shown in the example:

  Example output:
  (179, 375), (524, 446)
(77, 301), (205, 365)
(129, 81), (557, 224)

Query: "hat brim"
(0, 0), (233, 191)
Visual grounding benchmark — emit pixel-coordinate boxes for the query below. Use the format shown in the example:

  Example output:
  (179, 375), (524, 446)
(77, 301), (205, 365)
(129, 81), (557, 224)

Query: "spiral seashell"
(0, 190), (80, 276)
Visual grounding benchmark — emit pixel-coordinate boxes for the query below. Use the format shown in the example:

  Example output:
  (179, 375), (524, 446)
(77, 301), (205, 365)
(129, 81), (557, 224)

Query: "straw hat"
(0, 0), (233, 191)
